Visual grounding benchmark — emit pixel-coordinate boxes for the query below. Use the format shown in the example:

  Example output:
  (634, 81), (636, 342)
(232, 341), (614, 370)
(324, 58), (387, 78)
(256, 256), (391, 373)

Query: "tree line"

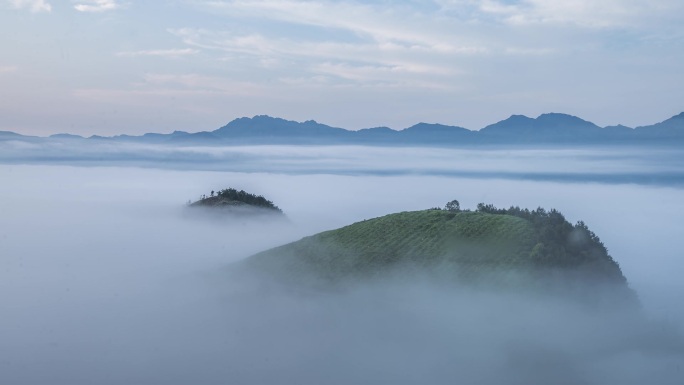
(434, 200), (625, 283)
(198, 188), (282, 212)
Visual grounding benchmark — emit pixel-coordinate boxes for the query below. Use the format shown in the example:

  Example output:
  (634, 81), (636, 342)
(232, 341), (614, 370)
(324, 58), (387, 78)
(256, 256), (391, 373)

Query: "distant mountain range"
(2, 112), (684, 146)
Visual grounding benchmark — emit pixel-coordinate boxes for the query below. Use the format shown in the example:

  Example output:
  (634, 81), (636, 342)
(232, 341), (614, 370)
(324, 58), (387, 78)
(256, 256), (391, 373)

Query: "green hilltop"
(235, 203), (634, 303)
(190, 188), (283, 213)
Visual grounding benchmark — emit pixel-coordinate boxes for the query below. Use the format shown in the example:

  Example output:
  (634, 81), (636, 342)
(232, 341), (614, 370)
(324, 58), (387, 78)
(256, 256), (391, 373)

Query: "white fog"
(1, 146), (683, 384)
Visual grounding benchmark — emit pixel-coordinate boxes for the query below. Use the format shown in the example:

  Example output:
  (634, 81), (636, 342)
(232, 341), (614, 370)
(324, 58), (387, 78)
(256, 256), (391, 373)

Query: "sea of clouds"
(1, 145), (683, 384)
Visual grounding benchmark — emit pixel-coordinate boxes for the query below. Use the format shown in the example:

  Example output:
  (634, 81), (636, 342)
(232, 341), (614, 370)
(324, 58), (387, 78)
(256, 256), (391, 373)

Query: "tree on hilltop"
(445, 200), (460, 212)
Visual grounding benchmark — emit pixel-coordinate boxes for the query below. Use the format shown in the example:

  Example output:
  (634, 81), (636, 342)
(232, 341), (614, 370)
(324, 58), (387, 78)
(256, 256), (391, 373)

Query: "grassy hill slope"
(245, 210), (534, 278)
(238, 208), (630, 301)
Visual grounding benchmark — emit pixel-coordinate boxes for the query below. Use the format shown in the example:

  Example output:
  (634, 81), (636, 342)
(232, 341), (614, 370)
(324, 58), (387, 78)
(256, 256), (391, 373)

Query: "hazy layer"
(2, 141), (684, 186)
(1, 163), (683, 384)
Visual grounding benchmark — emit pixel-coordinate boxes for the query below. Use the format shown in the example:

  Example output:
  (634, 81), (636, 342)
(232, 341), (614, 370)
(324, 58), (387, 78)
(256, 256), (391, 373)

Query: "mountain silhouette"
(3, 112), (683, 146)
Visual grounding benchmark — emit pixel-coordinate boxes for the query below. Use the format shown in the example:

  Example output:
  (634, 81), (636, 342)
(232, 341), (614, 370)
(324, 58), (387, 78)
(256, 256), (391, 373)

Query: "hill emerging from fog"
(189, 188), (283, 215)
(236, 204), (635, 304)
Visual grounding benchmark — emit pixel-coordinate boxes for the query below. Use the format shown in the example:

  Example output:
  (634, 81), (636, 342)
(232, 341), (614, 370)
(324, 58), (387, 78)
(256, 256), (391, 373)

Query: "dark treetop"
(190, 188), (282, 213)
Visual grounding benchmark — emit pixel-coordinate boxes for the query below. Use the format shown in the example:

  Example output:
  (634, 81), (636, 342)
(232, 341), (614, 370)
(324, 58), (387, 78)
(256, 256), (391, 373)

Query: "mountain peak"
(250, 115), (284, 123)
(668, 112), (684, 120)
(479, 114), (533, 133)
(534, 113), (599, 129)
(536, 112), (591, 123)
(212, 115), (348, 141)
(537, 112), (577, 118)
(404, 122), (468, 132)
(634, 111), (684, 133)
(509, 114), (533, 120)
(49, 133), (84, 139)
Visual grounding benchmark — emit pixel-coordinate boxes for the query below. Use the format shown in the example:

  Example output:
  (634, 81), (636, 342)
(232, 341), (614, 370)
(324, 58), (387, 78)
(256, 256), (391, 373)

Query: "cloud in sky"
(7, 0), (51, 12)
(202, 1), (459, 48)
(439, 0), (683, 28)
(73, 0), (121, 13)
(167, 26), (470, 89)
(115, 48), (199, 57)
(0, 66), (18, 73)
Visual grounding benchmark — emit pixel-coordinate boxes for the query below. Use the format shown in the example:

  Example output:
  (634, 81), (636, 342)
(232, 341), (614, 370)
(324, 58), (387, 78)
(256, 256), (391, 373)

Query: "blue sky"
(1, 0), (683, 135)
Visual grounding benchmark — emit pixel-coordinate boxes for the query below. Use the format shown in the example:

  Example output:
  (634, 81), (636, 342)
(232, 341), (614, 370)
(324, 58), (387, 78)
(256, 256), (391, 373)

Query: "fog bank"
(1, 164), (683, 384)
(2, 141), (684, 187)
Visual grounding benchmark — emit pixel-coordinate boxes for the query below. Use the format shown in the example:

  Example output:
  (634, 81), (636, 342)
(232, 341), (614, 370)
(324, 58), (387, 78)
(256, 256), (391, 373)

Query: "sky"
(1, 0), (683, 136)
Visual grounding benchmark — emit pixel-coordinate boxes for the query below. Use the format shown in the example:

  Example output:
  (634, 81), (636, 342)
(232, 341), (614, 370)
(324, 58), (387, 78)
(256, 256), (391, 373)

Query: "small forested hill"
(190, 188), (282, 213)
(236, 204), (634, 303)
